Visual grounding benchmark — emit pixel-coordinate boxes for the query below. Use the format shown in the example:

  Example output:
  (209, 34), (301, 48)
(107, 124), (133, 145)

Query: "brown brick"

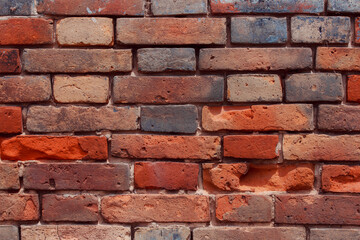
(0, 75), (51, 103)
(113, 76), (224, 104)
(318, 105), (360, 131)
(203, 163), (314, 192)
(224, 135), (279, 159)
(134, 162), (199, 190)
(117, 18), (226, 45)
(1, 136), (108, 160)
(26, 106), (139, 132)
(0, 107), (22, 134)
(0, 226), (18, 240)
(24, 163), (129, 191)
(322, 165), (360, 193)
(0, 49), (21, 73)
(216, 195), (272, 222)
(101, 195), (210, 223)
(275, 195), (360, 225)
(42, 195), (98, 222)
(0, 18), (53, 45)
(283, 134), (360, 161)
(23, 49), (132, 73)
(0, 164), (19, 190)
(348, 75), (360, 103)
(54, 75), (109, 103)
(111, 135), (221, 160)
(202, 105), (314, 131)
(57, 17), (113, 46)
(21, 225), (131, 240)
(38, 0), (144, 15)
(200, 48), (312, 71)
(310, 228), (360, 240)
(317, 47), (360, 71)
(193, 227), (306, 240)
(0, 194), (39, 221)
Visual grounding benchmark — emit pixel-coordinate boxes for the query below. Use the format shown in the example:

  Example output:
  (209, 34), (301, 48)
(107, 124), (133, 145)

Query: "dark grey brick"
(0, 226), (18, 240)
(0, 0), (33, 15)
(285, 73), (343, 102)
(135, 226), (190, 240)
(141, 105), (198, 133)
(152, 0), (207, 15)
(328, 0), (360, 12)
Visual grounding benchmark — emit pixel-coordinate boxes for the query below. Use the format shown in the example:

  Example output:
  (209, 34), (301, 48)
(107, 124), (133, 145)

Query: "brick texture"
(0, 194), (39, 221)
(135, 226), (190, 240)
(317, 47), (360, 71)
(348, 75), (360, 103)
(0, 107), (22, 134)
(318, 105), (360, 131)
(152, 0), (207, 15)
(322, 165), (360, 193)
(0, 49), (21, 73)
(0, 164), (20, 190)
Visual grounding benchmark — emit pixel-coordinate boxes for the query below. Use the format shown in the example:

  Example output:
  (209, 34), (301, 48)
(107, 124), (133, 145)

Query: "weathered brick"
(24, 163), (129, 191)
(23, 49), (132, 73)
(317, 47), (360, 71)
(285, 73), (343, 102)
(1, 136), (108, 160)
(101, 195), (209, 223)
(0, 18), (53, 45)
(135, 226), (190, 240)
(216, 195), (272, 222)
(37, 0), (144, 15)
(0, 0), (33, 15)
(203, 163), (314, 192)
(0, 226), (18, 240)
(202, 105), (313, 131)
(231, 17), (287, 44)
(0, 75), (51, 103)
(26, 106), (139, 132)
(0, 194), (39, 221)
(275, 195), (360, 225)
(200, 48), (312, 71)
(193, 227), (306, 240)
(111, 135), (220, 160)
(322, 165), (360, 193)
(310, 228), (360, 240)
(292, 16), (350, 43)
(0, 49), (21, 73)
(54, 75), (109, 103)
(21, 225), (131, 240)
(138, 48), (196, 72)
(152, 0), (206, 15)
(356, 18), (360, 44)
(113, 76), (224, 104)
(42, 195), (98, 222)
(318, 105), (360, 131)
(328, 0), (360, 12)
(227, 74), (282, 102)
(134, 162), (199, 190)
(117, 18), (226, 45)
(224, 135), (279, 159)
(0, 164), (19, 190)
(0, 107), (22, 134)
(141, 105), (198, 133)
(57, 17), (113, 46)
(348, 75), (360, 103)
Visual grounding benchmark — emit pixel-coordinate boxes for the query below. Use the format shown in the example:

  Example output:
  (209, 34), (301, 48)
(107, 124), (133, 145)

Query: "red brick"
(134, 162), (199, 190)
(37, 0), (144, 15)
(224, 135), (279, 159)
(0, 18), (53, 45)
(23, 163), (129, 191)
(101, 195), (210, 223)
(202, 105), (313, 131)
(1, 136), (108, 161)
(322, 165), (360, 193)
(0, 164), (19, 190)
(216, 195), (272, 222)
(203, 163), (314, 192)
(347, 75), (360, 103)
(0, 49), (21, 73)
(111, 135), (221, 160)
(275, 195), (360, 225)
(117, 18), (226, 45)
(42, 194), (98, 222)
(0, 107), (22, 134)
(0, 194), (39, 221)
(317, 47), (360, 71)
(283, 134), (360, 161)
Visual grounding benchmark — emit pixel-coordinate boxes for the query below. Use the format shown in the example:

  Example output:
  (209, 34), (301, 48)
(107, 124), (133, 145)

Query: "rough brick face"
(317, 47), (360, 71)
(0, 0), (33, 15)
(117, 18), (226, 45)
(0, 194), (39, 221)
(101, 195), (210, 223)
(318, 105), (360, 131)
(356, 18), (360, 44)
(0, 226), (18, 240)
(0, 49), (21, 73)
(0, 107), (22, 134)
(347, 75), (360, 103)
(0, 164), (19, 190)
(152, 0), (207, 15)
(310, 229), (360, 240)
(322, 165), (360, 193)
(0, 18), (53, 45)
(328, 0), (360, 12)
(135, 226), (190, 240)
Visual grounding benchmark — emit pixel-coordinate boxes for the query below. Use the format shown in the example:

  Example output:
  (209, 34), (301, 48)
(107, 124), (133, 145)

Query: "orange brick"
(322, 165), (360, 193)
(347, 75), (360, 103)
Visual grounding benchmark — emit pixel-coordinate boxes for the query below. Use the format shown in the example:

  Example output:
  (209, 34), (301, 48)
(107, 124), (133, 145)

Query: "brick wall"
(0, 0), (360, 239)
